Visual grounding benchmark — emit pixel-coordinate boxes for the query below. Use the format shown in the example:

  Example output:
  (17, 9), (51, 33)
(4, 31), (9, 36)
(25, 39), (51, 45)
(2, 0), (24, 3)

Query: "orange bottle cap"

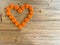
(29, 6), (33, 11)
(9, 4), (14, 9)
(18, 9), (22, 13)
(27, 14), (32, 19)
(21, 22), (26, 26)
(20, 5), (25, 10)
(14, 5), (19, 10)
(6, 7), (11, 11)
(18, 25), (23, 29)
(29, 10), (34, 15)
(9, 15), (14, 19)
(24, 4), (30, 9)
(12, 18), (17, 23)
(15, 21), (20, 26)
(6, 11), (11, 16)
(24, 18), (29, 23)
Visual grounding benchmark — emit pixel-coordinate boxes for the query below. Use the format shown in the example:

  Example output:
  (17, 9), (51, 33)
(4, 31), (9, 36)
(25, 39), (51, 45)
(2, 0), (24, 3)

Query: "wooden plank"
(0, 0), (60, 45)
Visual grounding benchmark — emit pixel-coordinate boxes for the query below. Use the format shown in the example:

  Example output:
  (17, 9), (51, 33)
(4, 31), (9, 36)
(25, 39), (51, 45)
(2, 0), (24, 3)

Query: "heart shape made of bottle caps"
(6, 4), (34, 30)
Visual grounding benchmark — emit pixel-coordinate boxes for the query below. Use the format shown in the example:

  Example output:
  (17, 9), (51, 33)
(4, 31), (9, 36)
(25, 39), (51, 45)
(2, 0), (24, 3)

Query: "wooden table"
(0, 0), (60, 45)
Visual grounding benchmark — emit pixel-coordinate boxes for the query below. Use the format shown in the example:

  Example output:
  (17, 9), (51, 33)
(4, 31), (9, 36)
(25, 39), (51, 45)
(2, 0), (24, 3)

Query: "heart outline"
(6, 4), (34, 30)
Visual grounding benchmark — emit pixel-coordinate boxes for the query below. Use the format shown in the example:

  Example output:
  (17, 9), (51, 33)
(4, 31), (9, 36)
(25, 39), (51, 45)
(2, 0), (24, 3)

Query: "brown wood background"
(0, 0), (60, 45)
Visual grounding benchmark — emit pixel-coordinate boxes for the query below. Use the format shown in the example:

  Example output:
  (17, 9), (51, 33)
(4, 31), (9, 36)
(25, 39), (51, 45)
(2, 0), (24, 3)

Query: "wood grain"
(0, 0), (60, 45)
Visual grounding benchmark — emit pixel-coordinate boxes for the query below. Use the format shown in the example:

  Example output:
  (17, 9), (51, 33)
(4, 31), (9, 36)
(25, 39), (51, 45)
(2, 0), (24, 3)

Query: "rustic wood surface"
(0, 0), (60, 45)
